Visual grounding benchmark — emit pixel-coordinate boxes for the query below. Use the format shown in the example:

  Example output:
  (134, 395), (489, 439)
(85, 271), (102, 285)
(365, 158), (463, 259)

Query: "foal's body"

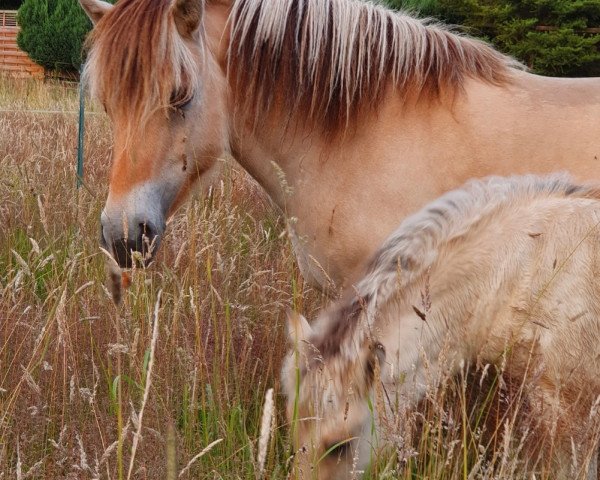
(284, 175), (600, 479)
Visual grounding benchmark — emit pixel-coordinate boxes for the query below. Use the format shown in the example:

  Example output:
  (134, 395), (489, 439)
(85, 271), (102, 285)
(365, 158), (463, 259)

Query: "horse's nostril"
(104, 222), (161, 269)
(137, 221), (159, 263)
(139, 222), (157, 249)
(111, 238), (136, 269)
(139, 222), (154, 241)
(100, 224), (108, 250)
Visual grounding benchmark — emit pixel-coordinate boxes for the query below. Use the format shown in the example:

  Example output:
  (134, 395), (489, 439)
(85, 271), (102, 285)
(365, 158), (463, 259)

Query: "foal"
(282, 174), (600, 479)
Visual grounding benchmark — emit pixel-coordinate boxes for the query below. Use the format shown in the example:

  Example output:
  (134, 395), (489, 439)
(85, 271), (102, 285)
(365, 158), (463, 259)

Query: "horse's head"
(282, 312), (384, 479)
(80, 0), (230, 267)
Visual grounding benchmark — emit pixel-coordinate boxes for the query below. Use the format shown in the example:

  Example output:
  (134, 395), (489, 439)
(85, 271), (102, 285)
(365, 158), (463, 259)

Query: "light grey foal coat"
(284, 174), (600, 480)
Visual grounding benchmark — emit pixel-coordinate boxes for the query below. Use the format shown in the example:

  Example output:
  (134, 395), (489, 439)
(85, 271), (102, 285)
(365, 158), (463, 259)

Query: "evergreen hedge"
(16, 0), (91, 71)
(388, 0), (600, 77)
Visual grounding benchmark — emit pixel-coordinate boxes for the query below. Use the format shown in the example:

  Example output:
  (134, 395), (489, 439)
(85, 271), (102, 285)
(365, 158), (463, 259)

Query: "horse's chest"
(287, 225), (338, 292)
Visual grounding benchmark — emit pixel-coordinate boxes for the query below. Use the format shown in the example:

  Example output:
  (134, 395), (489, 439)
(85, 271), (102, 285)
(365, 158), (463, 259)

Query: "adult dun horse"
(283, 174), (600, 479)
(80, 0), (600, 290)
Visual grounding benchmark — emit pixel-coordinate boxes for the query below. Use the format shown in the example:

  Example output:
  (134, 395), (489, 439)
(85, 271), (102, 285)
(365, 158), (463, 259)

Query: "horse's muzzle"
(101, 221), (161, 268)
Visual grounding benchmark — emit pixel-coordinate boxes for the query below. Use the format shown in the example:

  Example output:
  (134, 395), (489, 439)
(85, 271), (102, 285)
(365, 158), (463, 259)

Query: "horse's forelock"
(83, 0), (203, 141)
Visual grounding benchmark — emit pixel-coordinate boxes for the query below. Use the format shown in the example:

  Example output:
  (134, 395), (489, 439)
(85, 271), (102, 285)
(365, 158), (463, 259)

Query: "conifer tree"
(387, 0), (600, 76)
(16, 0), (92, 71)
(1, 0), (24, 8)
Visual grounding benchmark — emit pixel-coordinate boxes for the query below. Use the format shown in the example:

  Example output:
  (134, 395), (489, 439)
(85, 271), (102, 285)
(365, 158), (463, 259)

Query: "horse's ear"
(285, 310), (313, 345)
(79, 0), (113, 25)
(171, 0), (203, 39)
(372, 342), (386, 370)
(364, 342), (386, 388)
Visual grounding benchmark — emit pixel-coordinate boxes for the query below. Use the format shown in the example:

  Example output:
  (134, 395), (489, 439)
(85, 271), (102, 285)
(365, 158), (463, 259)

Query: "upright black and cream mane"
(228, 0), (521, 132)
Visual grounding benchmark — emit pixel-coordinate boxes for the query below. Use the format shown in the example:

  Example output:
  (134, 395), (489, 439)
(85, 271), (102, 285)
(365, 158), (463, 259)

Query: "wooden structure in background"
(0, 11), (44, 78)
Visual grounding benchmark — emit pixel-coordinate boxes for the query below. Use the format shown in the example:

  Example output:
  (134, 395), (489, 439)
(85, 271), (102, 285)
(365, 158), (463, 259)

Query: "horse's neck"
(227, 73), (600, 289)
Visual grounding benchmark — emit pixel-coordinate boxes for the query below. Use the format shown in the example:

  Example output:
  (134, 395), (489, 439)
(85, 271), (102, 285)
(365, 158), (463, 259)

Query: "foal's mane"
(314, 174), (600, 360)
(228, 0), (522, 133)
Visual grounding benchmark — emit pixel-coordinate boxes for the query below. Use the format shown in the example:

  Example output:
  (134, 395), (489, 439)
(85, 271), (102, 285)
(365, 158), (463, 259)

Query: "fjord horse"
(283, 174), (600, 479)
(80, 0), (600, 291)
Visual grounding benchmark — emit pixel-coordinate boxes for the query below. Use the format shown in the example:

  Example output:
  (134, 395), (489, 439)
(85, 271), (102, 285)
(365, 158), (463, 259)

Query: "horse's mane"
(313, 174), (600, 360)
(83, 0), (523, 139)
(228, 0), (522, 133)
(83, 0), (202, 140)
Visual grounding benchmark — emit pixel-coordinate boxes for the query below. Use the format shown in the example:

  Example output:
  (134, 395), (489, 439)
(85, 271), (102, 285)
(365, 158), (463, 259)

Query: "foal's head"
(282, 312), (385, 479)
(80, 0), (230, 267)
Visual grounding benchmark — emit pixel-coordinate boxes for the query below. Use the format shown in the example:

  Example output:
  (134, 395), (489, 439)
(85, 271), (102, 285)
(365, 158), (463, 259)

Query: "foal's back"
(293, 175), (600, 478)
(428, 178), (600, 379)
(370, 174), (600, 475)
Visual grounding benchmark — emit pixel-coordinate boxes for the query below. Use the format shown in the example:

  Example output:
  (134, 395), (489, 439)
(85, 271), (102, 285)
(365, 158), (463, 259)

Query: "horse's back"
(468, 194), (600, 374)
(460, 193), (600, 464)
(389, 186), (600, 397)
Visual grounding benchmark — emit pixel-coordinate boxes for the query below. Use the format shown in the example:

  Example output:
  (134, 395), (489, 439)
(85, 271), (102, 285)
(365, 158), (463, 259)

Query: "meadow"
(0, 76), (323, 479)
(0, 77), (579, 479)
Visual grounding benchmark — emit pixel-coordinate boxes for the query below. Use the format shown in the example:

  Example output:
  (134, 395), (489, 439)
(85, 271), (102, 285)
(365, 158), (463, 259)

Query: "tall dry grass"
(0, 75), (325, 479)
(1, 76), (595, 479)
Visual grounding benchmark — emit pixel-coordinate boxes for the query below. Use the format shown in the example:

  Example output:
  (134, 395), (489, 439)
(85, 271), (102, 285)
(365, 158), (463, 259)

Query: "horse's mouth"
(113, 238), (160, 269)
(100, 225), (160, 269)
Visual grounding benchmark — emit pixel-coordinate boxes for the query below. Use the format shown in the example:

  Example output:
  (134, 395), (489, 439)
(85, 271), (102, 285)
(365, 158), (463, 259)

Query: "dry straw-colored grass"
(0, 76), (592, 479)
(0, 75), (323, 479)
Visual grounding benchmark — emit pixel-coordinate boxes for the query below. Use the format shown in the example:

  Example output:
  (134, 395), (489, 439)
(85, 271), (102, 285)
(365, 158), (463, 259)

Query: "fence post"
(77, 67), (85, 188)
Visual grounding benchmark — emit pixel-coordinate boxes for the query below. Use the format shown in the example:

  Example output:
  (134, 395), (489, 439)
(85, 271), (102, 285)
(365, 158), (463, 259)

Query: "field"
(0, 77), (593, 479)
(0, 76), (324, 479)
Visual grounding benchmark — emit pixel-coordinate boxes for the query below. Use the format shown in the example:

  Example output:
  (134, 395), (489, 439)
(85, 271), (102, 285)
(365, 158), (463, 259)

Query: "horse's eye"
(170, 90), (194, 111)
(324, 439), (352, 458)
(178, 97), (193, 110)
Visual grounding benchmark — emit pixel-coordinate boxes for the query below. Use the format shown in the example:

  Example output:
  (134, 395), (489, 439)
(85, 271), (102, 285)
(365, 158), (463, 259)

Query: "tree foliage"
(16, 0), (91, 71)
(387, 0), (600, 76)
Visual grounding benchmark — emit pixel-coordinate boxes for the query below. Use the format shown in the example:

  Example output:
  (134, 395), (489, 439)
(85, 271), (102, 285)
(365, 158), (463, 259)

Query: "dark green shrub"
(16, 0), (92, 71)
(387, 0), (600, 77)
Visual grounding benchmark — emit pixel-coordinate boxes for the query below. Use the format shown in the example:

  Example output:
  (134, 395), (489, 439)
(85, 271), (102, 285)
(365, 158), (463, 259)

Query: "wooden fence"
(0, 10), (44, 78)
(1, 11), (17, 28)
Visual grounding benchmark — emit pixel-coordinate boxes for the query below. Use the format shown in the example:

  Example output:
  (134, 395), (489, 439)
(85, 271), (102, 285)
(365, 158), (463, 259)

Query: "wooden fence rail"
(0, 10), (17, 28)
